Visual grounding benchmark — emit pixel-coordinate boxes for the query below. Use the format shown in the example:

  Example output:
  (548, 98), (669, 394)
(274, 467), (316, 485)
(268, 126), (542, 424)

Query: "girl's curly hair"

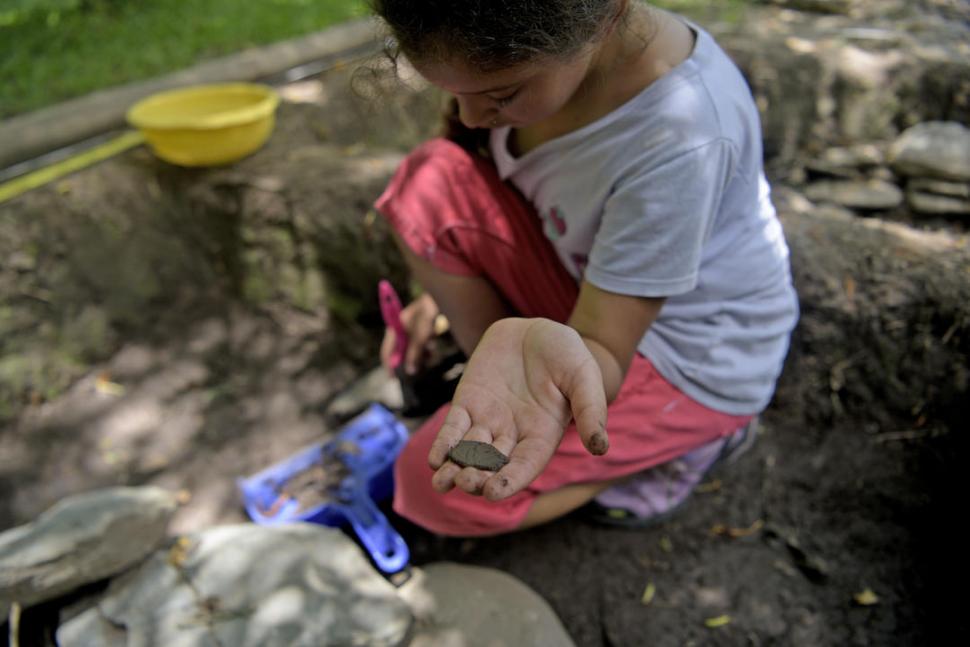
(369, 0), (624, 71)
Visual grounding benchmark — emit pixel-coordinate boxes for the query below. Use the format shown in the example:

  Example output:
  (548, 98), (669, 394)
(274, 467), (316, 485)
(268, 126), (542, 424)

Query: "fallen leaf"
(167, 536), (193, 568)
(95, 373), (125, 396)
(711, 519), (765, 539)
(659, 536), (673, 553)
(695, 479), (722, 494)
(640, 582), (656, 606)
(705, 615), (732, 628)
(854, 588), (880, 606)
(844, 276), (856, 300)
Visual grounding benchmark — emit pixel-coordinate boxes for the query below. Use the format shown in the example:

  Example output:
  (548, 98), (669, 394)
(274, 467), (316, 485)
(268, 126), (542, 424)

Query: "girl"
(371, 0), (798, 536)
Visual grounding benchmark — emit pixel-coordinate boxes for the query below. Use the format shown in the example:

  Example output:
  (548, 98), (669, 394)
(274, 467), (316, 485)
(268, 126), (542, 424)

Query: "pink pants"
(375, 138), (751, 536)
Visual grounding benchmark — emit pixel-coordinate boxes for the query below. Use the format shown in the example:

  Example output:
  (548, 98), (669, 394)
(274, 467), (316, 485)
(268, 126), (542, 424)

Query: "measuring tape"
(0, 130), (146, 205)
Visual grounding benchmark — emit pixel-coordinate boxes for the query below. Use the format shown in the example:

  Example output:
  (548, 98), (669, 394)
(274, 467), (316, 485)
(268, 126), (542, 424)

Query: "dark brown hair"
(369, 0), (624, 71)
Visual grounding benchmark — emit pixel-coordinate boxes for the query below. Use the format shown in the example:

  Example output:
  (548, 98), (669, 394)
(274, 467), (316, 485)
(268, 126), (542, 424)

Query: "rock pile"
(792, 121), (970, 217)
(721, 0), (969, 179)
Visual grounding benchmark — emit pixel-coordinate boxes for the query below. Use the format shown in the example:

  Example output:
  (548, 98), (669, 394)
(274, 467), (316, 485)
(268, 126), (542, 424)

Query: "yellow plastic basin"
(126, 83), (280, 167)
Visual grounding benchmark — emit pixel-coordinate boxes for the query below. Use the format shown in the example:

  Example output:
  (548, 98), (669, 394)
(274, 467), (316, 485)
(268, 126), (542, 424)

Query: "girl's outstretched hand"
(428, 317), (609, 501)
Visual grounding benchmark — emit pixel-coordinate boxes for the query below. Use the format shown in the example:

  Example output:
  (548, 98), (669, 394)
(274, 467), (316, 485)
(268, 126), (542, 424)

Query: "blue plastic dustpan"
(237, 403), (410, 573)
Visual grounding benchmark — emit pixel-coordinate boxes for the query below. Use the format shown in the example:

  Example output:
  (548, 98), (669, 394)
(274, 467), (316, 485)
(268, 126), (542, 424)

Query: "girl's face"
(414, 50), (597, 130)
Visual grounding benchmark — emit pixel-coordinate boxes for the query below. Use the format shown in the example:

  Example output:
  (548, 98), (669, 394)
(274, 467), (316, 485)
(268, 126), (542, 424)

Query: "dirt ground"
(2, 26), (969, 647)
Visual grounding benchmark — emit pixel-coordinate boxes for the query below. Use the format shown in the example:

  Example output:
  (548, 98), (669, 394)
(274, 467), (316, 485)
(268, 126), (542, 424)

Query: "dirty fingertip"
(427, 444), (451, 470)
(589, 432), (609, 455)
(484, 475), (513, 501)
(431, 467), (457, 493)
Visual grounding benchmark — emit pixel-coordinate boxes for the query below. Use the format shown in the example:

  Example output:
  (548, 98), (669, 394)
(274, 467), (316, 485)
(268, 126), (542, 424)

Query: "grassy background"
(0, 0), (749, 119)
(0, 0), (367, 118)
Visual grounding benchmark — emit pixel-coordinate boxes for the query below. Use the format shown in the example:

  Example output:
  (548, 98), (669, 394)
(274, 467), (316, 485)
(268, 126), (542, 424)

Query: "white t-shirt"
(489, 22), (799, 415)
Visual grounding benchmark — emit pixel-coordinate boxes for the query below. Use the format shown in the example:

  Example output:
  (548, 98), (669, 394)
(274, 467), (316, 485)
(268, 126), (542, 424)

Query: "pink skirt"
(375, 138), (751, 536)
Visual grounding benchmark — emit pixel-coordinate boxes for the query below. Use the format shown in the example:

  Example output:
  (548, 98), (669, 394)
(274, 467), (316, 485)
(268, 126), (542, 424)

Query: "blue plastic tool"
(237, 403), (410, 573)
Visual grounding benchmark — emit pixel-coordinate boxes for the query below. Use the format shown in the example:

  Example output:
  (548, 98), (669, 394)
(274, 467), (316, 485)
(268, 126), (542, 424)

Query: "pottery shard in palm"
(447, 441), (510, 471)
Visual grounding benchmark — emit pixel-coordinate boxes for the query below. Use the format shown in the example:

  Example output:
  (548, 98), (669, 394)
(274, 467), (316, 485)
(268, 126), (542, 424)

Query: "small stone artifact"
(447, 441), (510, 471)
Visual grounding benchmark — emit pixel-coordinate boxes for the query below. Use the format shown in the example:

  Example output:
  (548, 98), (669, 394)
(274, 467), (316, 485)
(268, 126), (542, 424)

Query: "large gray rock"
(399, 563), (575, 647)
(0, 486), (177, 614)
(57, 523), (412, 647)
(889, 122), (970, 181)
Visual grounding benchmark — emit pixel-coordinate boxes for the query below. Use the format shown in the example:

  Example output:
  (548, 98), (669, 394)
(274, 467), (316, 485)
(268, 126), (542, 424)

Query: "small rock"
(326, 364), (404, 421)
(747, 597), (789, 638)
(804, 179), (904, 210)
(889, 121), (970, 181)
(8, 250), (36, 271)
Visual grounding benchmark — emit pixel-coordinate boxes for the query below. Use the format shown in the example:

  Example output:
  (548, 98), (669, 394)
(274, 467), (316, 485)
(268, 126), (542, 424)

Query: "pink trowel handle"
(378, 280), (409, 370)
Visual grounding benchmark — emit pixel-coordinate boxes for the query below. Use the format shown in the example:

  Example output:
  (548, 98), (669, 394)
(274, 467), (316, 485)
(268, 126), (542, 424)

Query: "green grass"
(0, 0), (367, 118)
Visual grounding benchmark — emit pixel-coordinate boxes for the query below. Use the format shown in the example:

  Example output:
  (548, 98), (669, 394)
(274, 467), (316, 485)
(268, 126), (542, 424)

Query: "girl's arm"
(567, 281), (665, 402)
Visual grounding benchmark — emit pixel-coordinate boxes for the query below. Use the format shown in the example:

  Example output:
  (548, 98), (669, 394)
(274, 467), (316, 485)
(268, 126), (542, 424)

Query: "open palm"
(428, 317), (609, 501)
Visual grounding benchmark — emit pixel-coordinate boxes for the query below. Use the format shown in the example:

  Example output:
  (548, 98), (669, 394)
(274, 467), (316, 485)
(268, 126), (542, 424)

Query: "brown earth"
(2, 10), (969, 647)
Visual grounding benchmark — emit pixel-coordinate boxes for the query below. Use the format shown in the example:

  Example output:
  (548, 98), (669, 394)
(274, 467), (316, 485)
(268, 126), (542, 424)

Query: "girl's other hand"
(427, 317), (609, 501)
(380, 291), (440, 375)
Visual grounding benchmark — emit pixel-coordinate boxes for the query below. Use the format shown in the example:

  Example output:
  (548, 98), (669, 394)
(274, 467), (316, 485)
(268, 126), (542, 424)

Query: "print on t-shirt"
(541, 205), (568, 239)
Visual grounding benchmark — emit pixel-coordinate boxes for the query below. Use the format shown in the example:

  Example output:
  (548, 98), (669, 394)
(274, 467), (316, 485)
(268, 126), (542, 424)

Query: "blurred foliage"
(654, 0), (752, 23)
(0, 0), (367, 118)
(1, 1), (183, 29)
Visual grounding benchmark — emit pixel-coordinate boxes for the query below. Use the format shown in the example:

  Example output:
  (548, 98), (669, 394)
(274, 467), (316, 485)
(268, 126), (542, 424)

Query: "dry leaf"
(640, 582), (656, 606)
(95, 373), (125, 396)
(844, 276), (856, 300)
(854, 588), (879, 606)
(695, 479), (722, 494)
(167, 536), (193, 568)
(711, 519), (765, 539)
(705, 615), (732, 628)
